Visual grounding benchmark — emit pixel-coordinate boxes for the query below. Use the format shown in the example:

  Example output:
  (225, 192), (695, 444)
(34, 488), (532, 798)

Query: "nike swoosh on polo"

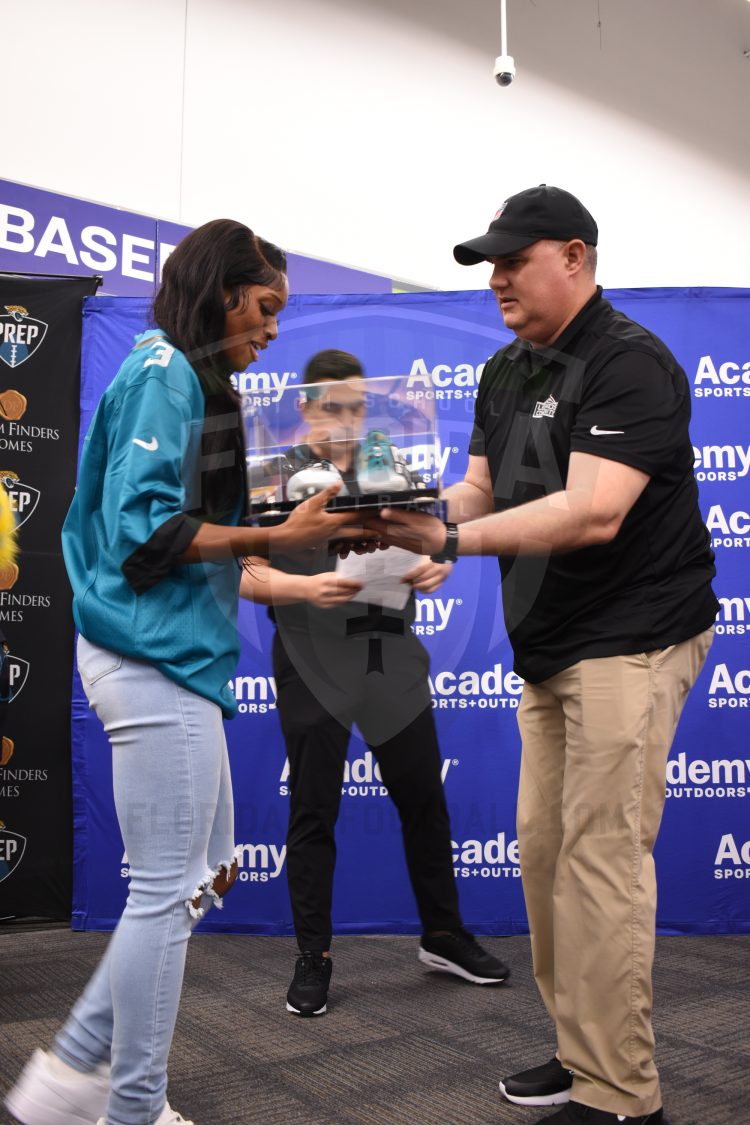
(590, 425), (624, 436)
(132, 436), (159, 451)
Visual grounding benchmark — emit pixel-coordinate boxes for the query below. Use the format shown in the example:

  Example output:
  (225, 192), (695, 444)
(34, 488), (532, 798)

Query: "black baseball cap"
(453, 184), (598, 265)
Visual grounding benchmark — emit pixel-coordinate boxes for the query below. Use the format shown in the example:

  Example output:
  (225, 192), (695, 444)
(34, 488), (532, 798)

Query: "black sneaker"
(286, 951), (333, 1017)
(533, 1101), (667, 1125)
(499, 1056), (574, 1106)
(418, 928), (510, 984)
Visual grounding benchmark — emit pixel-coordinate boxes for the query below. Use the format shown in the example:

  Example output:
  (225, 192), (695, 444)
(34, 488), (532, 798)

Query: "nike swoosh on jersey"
(590, 426), (624, 436)
(132, 436), (159, 451)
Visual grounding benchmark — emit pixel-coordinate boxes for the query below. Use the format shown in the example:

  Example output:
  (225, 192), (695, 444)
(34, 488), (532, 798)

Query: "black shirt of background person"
(469, 287), (719, 683)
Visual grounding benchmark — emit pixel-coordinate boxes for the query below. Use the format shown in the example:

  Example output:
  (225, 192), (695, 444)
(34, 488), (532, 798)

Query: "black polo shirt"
(469, 288), (718, 683)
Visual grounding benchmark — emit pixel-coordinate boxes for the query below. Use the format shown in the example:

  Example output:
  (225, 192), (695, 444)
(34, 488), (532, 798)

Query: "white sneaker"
(151, 1104), (194, 1125)
(96, 1103), (194, 1125)
(5, 1047), (110, 1124)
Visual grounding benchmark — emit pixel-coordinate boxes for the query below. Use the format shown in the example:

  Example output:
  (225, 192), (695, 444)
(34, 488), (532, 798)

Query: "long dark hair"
(152, 219), (287, 520)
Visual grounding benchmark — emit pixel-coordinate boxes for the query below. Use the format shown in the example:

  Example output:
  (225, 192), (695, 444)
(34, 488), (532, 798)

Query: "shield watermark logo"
(0, 824), (26, 883)
(0, 306), (48, 369)
(1, 472), (40, 528)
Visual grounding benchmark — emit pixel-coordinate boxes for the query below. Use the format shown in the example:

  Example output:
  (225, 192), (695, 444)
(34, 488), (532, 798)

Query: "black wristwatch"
(430, 522), (459, 564)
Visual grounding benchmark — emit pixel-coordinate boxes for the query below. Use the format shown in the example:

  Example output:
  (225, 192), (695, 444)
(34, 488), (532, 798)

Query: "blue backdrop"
(71, 288), (750, 936)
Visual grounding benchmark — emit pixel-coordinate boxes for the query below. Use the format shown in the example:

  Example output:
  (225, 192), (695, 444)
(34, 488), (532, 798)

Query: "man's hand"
(276, 485), (378, 551)
(307, 573), (364, 608)
(402, 557), (453, 594)
(364, 508), (446, 556)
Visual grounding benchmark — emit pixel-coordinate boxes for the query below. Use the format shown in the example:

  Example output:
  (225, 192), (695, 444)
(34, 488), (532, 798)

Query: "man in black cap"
(365, 185), (717, 1124)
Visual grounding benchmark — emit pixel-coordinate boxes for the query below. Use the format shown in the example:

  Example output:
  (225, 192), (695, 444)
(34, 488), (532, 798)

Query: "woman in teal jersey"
(6, 220), (361, 1125)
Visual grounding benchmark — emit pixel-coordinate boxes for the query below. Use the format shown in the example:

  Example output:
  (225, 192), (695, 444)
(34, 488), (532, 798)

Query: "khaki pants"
(516, 628), (713, 1116)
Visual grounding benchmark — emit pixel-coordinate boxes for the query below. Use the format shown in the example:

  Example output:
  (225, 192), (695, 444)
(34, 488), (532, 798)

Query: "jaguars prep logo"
(4, 653), (29, 702)
(1, 471), (40, 529)
(0, 306), (48, 369)
(0, 820), (26, 883)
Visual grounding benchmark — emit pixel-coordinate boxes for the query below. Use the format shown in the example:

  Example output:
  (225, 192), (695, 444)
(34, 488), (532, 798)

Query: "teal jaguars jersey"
(62, 331), (242, 718)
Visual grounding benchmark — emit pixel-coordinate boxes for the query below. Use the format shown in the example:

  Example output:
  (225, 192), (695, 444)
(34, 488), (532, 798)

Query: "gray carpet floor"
(1, 928), (747, 1124)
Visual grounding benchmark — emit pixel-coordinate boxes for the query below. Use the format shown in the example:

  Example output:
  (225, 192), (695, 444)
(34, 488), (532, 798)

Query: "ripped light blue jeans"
(54, 636), (237, 1125)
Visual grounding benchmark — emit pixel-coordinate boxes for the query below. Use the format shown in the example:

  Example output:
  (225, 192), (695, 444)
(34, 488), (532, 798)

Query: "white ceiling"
(328, 0), (750, 180)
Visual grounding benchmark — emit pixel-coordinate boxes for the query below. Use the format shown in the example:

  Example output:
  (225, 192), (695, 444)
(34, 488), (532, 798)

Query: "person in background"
(364, 186), (717, 1125)
(241, 348), (510, 1020)
(5, 222), (364, 1125)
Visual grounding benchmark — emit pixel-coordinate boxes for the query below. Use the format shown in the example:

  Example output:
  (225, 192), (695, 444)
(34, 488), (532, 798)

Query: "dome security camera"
(494, 54), (516, 86)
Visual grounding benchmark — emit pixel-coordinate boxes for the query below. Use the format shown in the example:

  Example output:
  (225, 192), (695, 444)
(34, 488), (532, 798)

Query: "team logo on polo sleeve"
(0, 307), (48, 369)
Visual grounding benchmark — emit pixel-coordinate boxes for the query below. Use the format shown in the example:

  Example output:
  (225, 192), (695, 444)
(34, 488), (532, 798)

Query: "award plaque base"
(246, 491), (445, 528)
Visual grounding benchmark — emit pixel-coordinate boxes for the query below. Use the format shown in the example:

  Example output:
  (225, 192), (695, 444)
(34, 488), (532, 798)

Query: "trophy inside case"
(243, 374), (442, 523)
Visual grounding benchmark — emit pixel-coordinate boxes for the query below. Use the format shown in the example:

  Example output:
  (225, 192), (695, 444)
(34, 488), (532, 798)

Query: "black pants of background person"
(272, 630), (462, 952)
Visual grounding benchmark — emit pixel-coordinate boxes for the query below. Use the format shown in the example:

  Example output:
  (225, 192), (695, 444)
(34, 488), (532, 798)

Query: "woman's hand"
(276, 485), (377, 551)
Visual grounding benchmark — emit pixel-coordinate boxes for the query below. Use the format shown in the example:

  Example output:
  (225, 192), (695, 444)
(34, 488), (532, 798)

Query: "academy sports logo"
(234, 841), (286, 883)
(452, 831), (521, 880)
(0, 307), (48, 369)
(232, 673), (276, 714)
(279, 752), (456, 798)
(533, 395), (558, 420)
(122, 842), (286, 884)
(713, 834), (750, 880)
(231, 369), (297, 403)
(0, 390), (28, 420)
(666, 751), (749, 800)
(406, 357), (489, 402)
(399, 443), (454, 485)
(693, 356), (750, 399)
(705, 505), (750, 549)
(0, 820), (26, 882)
(715, 595), (750, 636)
(430, 661), (524, 710)
(1, 471), (40, 528)
(694, 444), (750, 484)
(413, 596), (460, 636)
(707, 662), (750, 709)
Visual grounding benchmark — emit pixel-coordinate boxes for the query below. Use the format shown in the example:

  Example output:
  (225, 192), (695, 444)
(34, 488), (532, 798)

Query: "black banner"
(0, 273), (99, 919)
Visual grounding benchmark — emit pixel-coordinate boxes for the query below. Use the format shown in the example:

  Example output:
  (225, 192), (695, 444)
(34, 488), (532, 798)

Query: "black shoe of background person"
(286, 951), (333, 1016)
(533, 1101), (668, 1124)
(499, 1056), (574, 1106)
(418, 928), (510, 984)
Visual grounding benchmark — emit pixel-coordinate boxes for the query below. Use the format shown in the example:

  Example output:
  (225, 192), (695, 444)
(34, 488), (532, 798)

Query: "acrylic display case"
(242, 375), (443, 523)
